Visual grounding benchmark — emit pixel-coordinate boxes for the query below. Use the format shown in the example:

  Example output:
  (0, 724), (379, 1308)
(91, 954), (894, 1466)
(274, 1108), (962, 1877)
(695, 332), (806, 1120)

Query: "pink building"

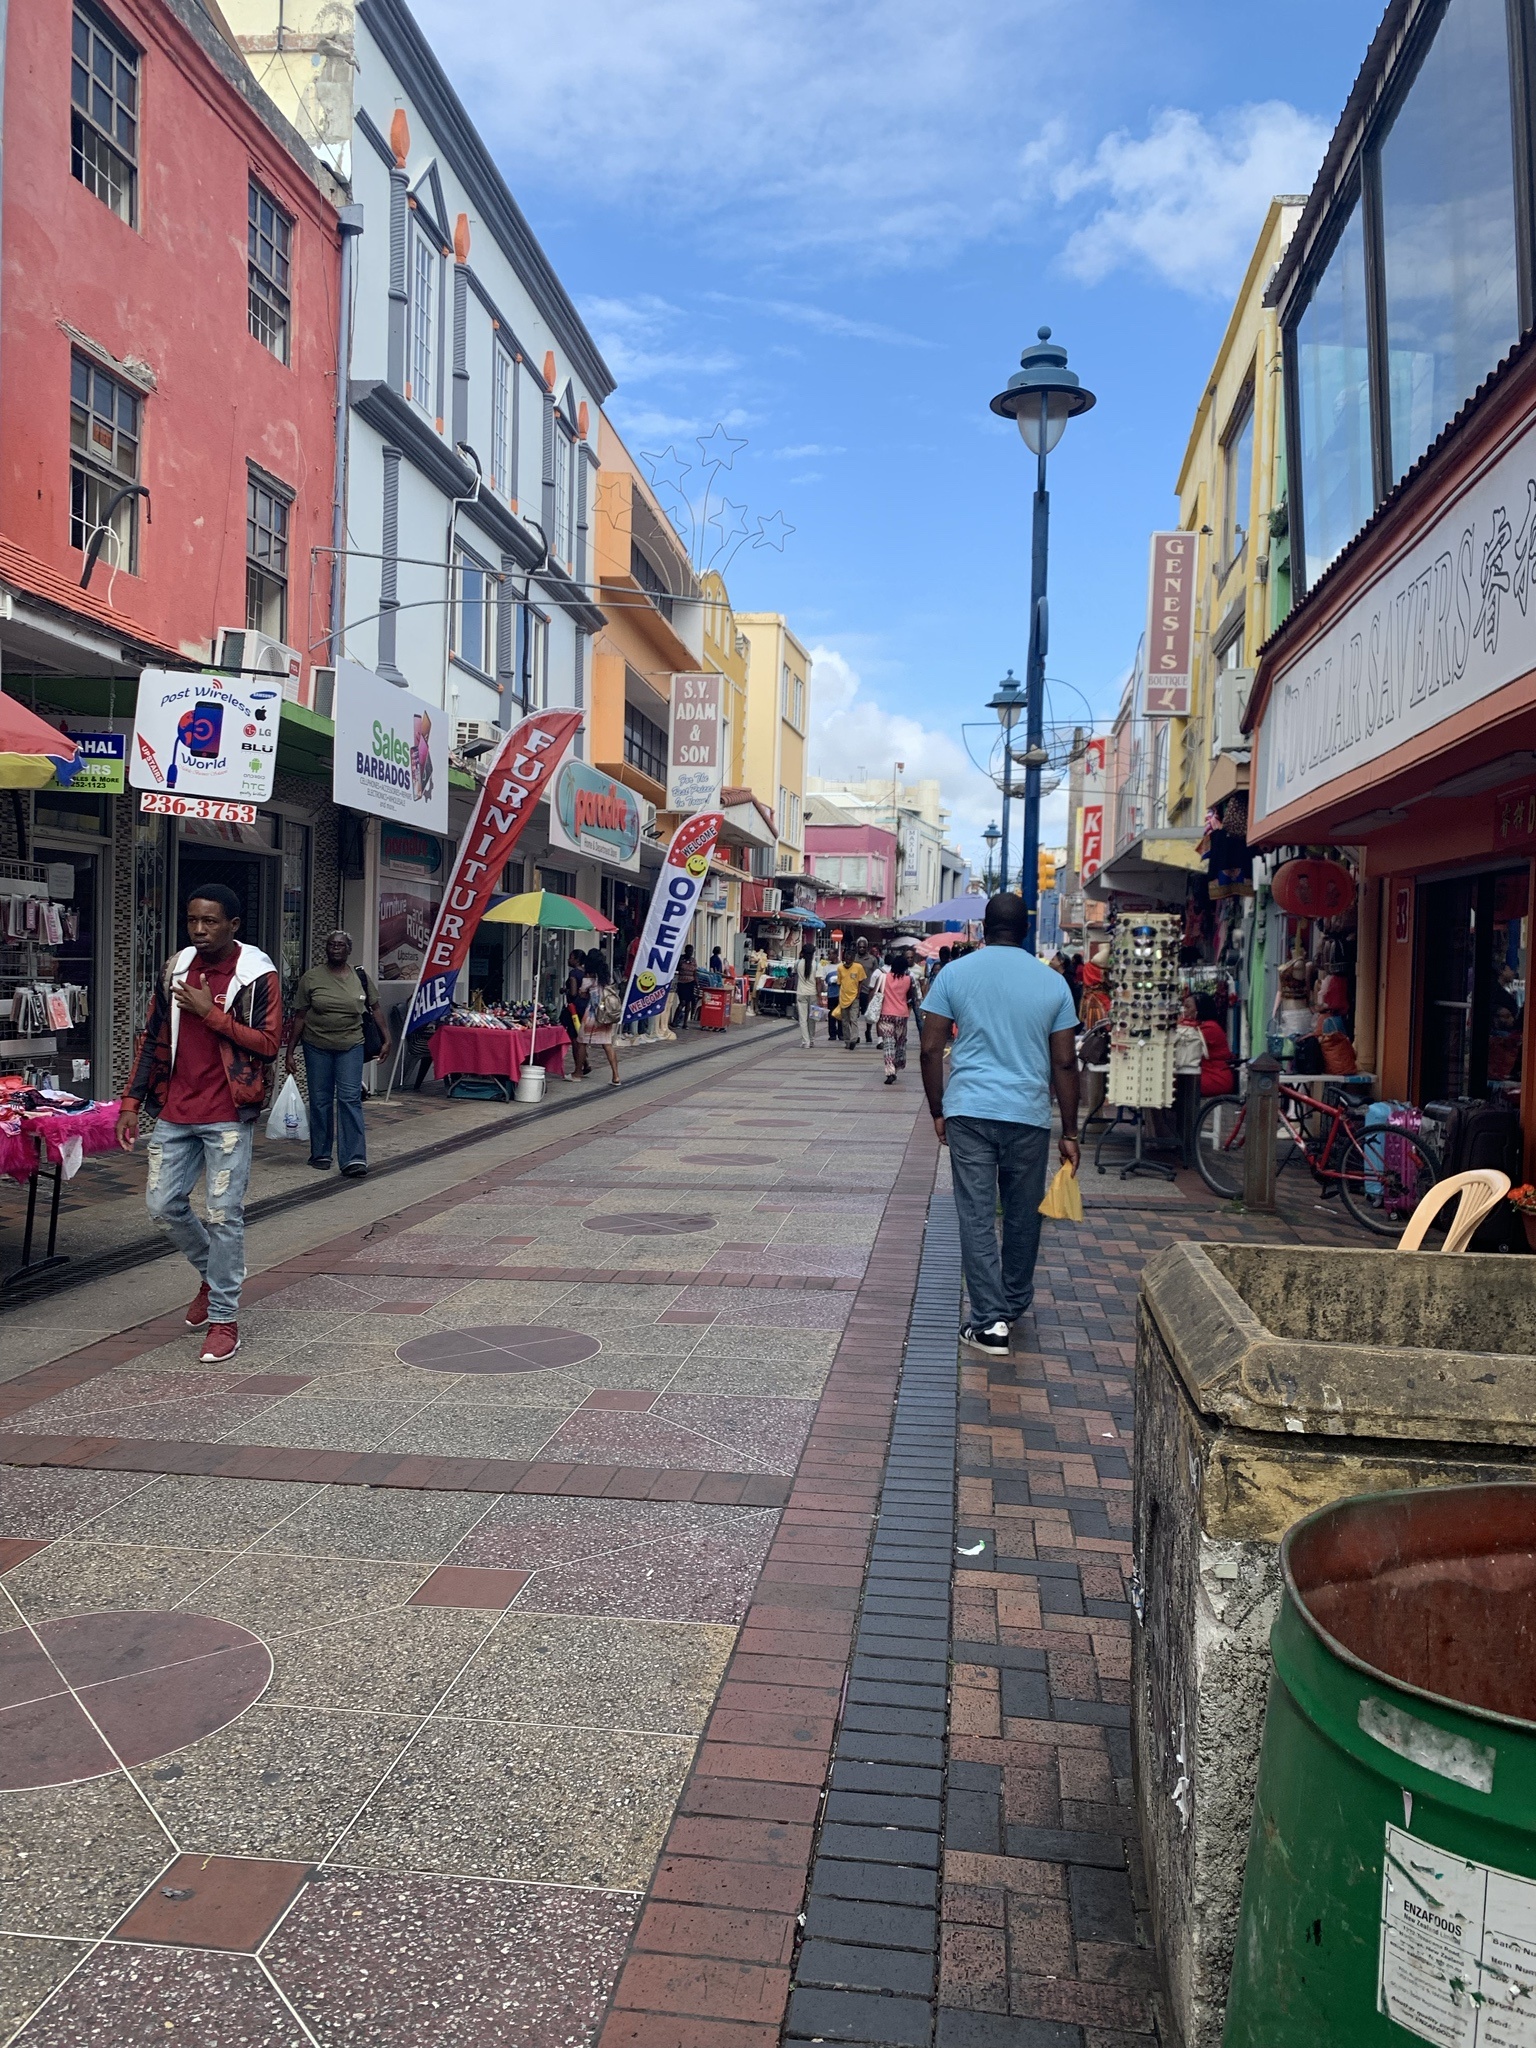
(806, 823), (898, 924)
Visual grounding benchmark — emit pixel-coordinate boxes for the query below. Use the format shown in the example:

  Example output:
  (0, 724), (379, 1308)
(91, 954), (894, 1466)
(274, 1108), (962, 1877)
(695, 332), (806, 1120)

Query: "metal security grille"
(71, 4), (137, 224)
(624, 701), (667, 784)
(248, 181), (292, 362)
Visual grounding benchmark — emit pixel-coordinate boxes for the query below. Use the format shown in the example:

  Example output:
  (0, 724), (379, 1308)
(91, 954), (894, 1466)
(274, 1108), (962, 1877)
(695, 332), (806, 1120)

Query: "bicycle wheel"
(1338, 1127), (1440, 1236)
(1193, 1094), (1248, 1198)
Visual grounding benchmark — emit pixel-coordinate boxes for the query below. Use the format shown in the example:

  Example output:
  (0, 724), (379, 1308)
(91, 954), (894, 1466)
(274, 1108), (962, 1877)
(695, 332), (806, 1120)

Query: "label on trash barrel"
(1380, 1826), (1536, 2045)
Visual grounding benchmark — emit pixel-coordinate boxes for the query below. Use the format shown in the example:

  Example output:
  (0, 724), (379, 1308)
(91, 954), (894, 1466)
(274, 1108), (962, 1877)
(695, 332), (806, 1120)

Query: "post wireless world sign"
(130, 669), (280, 804)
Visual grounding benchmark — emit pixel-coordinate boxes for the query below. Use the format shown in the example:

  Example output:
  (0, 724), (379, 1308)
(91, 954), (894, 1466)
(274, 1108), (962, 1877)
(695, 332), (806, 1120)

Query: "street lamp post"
(990, 329), (1095, 953)
(987, 670), (1025, 896)
(981, 820), (1000, 896)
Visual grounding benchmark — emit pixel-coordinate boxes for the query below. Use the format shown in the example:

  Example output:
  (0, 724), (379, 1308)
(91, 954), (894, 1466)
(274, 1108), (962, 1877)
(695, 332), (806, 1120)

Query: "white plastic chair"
(1397, 1169), (1511, 1253)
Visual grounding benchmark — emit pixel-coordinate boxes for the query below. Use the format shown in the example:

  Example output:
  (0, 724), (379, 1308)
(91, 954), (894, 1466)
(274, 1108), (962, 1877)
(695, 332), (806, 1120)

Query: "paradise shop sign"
(399, 707), (581, 1043)
(547, 757), (641, 870)
(620, 810), (724, 1028)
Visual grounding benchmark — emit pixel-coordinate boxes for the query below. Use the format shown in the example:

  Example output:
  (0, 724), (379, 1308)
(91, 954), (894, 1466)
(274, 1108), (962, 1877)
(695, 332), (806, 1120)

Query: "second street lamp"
(987, 669), (1025, 895)
(981, 819), (1000, 894)
(990, 328), (1095, 953)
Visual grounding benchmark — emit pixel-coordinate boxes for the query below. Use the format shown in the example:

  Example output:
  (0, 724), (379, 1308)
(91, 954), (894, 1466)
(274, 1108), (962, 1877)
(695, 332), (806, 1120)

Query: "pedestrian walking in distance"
(285, 930), (391, 1179)
(835, 953), (866, 1050)
(582, 948), (621, 1085)
(115, 884), (283, 1363)
(794, 941), (819, 1049)
(919, 893), (1079, 1357)
(877, 952), (917, 1084)
(674, 945), (699, 1030)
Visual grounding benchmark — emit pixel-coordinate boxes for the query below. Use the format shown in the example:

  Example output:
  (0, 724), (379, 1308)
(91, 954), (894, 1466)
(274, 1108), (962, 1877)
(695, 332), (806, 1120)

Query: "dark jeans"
(947, 1116), (1051, 1327)
(303, 1042), (366, 1168)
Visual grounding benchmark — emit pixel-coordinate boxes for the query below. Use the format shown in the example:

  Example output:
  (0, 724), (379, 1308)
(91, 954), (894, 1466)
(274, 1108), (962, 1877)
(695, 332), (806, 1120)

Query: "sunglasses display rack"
(1107, 913), (1181, 1110)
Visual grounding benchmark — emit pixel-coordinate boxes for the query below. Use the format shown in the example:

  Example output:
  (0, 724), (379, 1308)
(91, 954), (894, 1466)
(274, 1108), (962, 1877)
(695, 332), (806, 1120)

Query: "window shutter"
(541, 390), (556, 541)
(576, 450), (589, 585)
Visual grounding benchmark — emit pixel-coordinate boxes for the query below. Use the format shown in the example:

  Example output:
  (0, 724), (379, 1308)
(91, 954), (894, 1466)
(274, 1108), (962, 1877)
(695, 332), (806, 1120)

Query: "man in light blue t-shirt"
(919, 894), (1080, 1356)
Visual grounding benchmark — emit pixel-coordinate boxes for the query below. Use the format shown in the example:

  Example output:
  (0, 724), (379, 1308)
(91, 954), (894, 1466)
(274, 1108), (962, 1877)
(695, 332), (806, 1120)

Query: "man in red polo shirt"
(116, 885), (282, 1361)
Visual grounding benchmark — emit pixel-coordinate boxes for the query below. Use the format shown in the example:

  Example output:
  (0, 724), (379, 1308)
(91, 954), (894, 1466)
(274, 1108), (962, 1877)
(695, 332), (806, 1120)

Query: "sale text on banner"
(130, 670), (281, 803)
(401, 708), (581, 1039)
(621, 811), (724, 1028)
(667, 673), (725, 813)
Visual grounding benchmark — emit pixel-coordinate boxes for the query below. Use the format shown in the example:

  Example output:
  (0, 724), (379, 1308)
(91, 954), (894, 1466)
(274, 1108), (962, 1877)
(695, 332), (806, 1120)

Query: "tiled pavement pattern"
(934, 1193), (1352, 2048)
(0, 1039), (937, 2046)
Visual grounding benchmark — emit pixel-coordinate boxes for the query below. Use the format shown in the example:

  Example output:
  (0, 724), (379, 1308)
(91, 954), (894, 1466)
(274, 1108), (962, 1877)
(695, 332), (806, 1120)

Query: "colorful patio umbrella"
(481, 890), (617, 934)
(0, 693), (81, 789)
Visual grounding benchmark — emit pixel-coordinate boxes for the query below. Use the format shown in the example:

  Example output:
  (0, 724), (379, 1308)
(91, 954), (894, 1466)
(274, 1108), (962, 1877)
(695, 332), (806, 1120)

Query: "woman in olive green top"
(284, 931), (391, 1177)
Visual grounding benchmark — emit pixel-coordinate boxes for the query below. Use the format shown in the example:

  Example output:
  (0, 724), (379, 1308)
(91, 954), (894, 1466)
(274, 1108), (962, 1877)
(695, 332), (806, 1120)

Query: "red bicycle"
(1192, 1077), (1439, 1235)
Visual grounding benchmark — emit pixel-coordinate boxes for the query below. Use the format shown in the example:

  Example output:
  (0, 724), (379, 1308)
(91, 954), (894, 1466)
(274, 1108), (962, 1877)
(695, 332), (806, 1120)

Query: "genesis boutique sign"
(332, 659), (448, 836)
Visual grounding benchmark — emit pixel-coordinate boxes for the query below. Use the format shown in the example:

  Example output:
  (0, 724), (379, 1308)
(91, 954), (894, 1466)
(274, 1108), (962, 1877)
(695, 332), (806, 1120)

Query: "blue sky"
(416, 0), (1381, 862)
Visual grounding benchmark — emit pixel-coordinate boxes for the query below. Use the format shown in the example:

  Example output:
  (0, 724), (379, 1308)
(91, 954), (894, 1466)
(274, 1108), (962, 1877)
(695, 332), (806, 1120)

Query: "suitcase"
(1423, 1097), (1522, 1250)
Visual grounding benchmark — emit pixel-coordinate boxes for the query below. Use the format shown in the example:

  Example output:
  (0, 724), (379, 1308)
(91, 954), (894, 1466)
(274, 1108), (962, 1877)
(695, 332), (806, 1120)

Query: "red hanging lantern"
(1271, 857), (1356, 919)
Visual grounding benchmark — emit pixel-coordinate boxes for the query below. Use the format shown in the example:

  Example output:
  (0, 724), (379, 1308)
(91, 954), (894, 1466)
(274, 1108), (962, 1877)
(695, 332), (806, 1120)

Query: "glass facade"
(1294, 202), (1374, 589)
(1379, 0), (1519, 483)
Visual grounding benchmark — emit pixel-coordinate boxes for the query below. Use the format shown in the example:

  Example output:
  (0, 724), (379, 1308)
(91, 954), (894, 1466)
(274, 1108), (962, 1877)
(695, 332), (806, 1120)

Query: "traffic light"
(1038, 850), (1058, 893)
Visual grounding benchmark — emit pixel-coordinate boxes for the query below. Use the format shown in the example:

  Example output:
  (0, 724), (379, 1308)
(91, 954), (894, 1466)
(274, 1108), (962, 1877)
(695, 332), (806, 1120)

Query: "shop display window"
(1418, 865), (1528, 1104)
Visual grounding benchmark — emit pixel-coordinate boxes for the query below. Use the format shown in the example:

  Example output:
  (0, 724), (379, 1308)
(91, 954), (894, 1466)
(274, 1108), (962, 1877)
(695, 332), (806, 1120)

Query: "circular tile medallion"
(0, 1611), (271, 1791)
(582, 1212), (715, 1237)
(397, 1323), (602, 1373)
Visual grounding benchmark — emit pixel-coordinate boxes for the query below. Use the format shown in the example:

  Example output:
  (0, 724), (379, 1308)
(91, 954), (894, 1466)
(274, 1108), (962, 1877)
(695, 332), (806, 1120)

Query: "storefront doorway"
(1417, 865), (1529, 1104)
(28, 837), (108, 1094)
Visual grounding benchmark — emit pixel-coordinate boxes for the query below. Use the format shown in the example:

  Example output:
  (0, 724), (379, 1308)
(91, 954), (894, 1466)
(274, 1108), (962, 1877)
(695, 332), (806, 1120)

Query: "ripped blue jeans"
(145, 1120), (254, 1322)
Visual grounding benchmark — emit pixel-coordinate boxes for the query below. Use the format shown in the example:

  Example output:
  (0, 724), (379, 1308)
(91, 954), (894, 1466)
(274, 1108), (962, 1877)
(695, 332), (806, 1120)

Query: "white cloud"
(413, 0), (1060, 265)
(1053, 103), (1329, 295)
(579, 294), (739, 384)
(706, 295), (937, 347)
(771, 444), (844, 461)
(807, 644), (1069, 865)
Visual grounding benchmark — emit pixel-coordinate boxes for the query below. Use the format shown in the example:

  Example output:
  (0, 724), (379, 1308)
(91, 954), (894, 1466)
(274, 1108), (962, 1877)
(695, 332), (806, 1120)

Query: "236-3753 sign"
(140, 792), (257, 823)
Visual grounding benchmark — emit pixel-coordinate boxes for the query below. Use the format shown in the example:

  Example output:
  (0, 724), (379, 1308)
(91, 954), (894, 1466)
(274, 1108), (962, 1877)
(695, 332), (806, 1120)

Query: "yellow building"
(737, 614), (810, 872)
(1167, 197), (1303, 823)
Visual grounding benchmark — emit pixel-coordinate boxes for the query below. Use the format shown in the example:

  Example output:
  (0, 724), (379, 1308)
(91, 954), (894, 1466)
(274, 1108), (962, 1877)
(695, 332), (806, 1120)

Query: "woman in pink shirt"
(877, 953), (918, 1085)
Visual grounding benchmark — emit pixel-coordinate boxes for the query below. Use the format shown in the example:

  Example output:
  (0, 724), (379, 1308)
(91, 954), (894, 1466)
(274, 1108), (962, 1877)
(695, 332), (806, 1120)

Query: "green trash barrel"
(1224, 1482), (1536, 2047)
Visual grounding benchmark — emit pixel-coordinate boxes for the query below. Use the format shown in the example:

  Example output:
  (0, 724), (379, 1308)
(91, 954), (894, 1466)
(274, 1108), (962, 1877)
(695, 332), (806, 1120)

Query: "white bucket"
(514, 1064), (546, 1104)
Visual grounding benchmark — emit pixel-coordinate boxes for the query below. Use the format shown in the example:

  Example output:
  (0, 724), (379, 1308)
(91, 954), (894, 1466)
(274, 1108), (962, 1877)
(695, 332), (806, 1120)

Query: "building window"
(248, 180), (292, 363)
(71, 4), (137, 225)
(1292, 200), (1373, 589)
(779, 663), (805, 731)
(630, 542), (673, 619)
(519, 605), (548, 708)
(69, 354), (140, 569)
(410, 229), (435, 409)
(1222, 387), (1254, 568)
(451, 544), (493, 675)
(1378, 0), (1518, 486)
(624, 701), (668, 784)
(554, 423), (575, 566)
(778, 787), (801, 845)
(491, 345), (515, 499)
(245, 474), (290, 640)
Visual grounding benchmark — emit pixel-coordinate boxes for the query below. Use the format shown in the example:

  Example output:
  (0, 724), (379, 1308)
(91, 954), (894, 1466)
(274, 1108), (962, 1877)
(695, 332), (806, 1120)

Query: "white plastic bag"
(266, 1072), (309, 1143)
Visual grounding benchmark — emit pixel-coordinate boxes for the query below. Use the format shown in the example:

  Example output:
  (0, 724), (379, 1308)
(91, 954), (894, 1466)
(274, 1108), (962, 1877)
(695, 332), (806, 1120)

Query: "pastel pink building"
(806, 822), (898, 924)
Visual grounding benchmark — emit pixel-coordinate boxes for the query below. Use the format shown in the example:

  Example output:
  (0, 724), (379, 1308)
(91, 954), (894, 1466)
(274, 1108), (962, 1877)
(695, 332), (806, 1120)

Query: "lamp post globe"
(982, 819), (1000, 896)
(989, 328), (1095, 951)
(987, 671), (1025, 894)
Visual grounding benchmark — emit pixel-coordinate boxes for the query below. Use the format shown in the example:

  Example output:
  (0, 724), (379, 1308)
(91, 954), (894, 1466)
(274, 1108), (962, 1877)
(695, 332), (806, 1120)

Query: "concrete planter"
(1132, 1242), (1536, 2048)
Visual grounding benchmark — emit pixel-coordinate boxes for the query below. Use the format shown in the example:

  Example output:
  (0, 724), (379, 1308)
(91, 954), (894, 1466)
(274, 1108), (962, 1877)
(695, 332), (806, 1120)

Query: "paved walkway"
(0, 1020), (1385, 2047)
(0, 1032), (933, 2046)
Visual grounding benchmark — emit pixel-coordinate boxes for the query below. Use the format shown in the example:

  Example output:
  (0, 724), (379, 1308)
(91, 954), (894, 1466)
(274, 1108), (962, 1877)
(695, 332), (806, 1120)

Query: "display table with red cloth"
(428, 1023), (569, 1085)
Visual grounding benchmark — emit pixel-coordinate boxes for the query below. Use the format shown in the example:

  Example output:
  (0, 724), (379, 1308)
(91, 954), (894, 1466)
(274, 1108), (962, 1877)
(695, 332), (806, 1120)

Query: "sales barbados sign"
(621, 811), (723, 1028)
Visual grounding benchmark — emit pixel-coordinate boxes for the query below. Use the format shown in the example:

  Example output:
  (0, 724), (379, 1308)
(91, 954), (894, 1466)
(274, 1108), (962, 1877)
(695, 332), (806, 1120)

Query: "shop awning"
(1085, 830), (1204, 906)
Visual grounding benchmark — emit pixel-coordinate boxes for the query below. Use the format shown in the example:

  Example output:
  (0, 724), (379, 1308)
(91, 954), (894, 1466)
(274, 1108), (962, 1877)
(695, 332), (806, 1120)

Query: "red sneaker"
(199, 1323), (240, 1364)
(185, 1283), (211, 1331)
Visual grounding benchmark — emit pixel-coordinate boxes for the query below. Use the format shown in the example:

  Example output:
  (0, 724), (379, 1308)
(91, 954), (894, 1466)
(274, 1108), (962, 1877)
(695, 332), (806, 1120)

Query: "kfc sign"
(1143, 531), (1195, 717)
(1079, 734), (1107, 882)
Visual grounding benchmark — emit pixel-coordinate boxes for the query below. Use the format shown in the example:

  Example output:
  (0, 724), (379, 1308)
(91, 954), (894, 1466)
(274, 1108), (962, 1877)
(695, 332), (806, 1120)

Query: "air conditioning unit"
(762, 887), (783, 914)
(310, 666), (337, 719)
(1213, 666), (1254, 758)
(217, 627), (303, 700)
(454, 719), (501, 760)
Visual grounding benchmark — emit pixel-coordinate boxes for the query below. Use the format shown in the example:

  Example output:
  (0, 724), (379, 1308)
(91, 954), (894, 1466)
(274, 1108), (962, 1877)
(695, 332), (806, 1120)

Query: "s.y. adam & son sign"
(1254, 425), (1536, 825)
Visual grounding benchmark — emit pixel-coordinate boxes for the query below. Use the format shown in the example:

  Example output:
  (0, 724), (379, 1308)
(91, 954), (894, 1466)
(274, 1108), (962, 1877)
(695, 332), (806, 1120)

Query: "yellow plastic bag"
(1038, 1163), (1084, 1223)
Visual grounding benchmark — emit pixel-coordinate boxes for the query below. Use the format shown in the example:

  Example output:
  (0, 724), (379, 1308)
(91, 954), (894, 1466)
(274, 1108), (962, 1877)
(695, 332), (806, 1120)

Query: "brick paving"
(936, 1190), (1344, 2048)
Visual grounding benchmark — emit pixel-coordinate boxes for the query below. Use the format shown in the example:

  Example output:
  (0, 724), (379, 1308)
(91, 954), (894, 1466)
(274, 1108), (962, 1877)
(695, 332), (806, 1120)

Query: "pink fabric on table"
(429, 1024), (568, 1082)
(0, 1098), (122, 1181)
